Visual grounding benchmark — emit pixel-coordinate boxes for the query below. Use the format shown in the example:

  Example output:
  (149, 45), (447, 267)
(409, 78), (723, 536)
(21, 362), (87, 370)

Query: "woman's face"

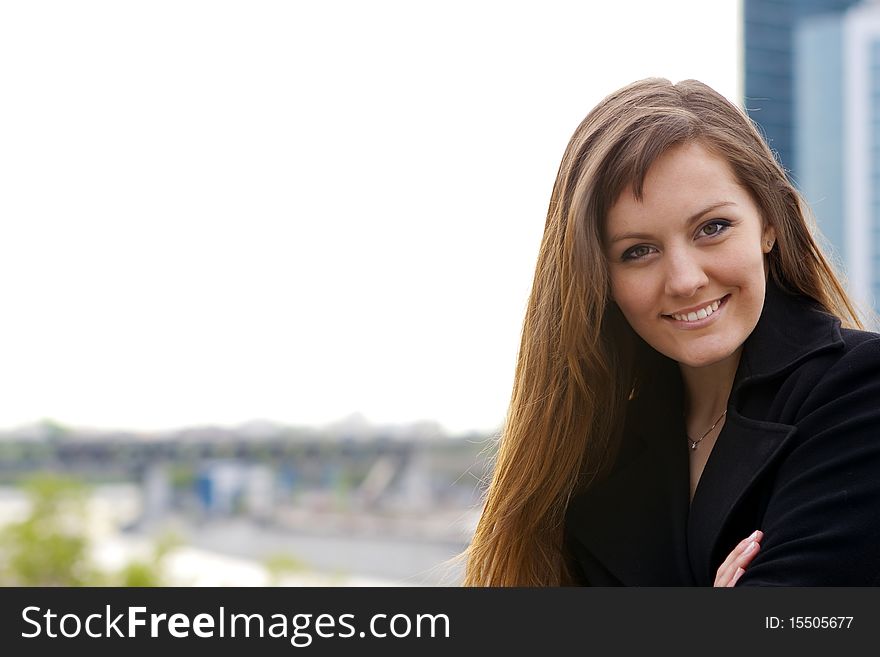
(605, 141), (775, 369)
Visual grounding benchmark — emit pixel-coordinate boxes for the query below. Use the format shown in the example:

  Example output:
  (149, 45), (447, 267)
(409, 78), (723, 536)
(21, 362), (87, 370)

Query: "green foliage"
(264, 552), (309, 585)
(153, 530), (183, 561)
(118, 561), (162, 587)
(116, 531), (181, 587)
(0, 475), (178, 587)
(0, 474), (98, 586)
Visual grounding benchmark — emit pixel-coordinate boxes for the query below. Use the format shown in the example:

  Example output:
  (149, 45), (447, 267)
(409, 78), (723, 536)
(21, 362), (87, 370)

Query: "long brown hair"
(463, 78), (863, 586)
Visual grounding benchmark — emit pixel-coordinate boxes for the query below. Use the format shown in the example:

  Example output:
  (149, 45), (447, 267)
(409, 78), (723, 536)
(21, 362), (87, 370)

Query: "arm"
(736, 338), (880, 586)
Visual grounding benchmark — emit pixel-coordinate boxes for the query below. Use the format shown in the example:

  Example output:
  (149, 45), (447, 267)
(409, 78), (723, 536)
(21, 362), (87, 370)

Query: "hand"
(714, 530), (763, 587)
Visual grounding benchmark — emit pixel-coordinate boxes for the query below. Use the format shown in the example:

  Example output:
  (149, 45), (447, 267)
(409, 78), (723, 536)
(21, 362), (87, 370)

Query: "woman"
(464, 78), (880, 586)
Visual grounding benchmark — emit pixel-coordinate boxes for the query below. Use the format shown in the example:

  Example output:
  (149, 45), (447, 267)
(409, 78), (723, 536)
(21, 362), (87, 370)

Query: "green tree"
(0, 475), (175, 586)
(117, 530), (181, 587)
(0, 475), (99, 585)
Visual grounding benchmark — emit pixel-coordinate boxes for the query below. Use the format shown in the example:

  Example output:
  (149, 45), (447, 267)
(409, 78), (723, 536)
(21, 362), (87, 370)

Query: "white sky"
(0, 0), (740, 434)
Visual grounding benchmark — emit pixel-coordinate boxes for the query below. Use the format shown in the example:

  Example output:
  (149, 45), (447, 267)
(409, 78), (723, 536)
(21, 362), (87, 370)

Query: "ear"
(761, 223), (777, 254)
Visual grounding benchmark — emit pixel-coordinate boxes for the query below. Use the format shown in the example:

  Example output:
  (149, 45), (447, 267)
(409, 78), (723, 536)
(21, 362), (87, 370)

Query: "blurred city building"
(0, 419), (489, 585)
(744, 0), (861, 174)
(794, 1), (880, 313)
(746, 0), (880, 314)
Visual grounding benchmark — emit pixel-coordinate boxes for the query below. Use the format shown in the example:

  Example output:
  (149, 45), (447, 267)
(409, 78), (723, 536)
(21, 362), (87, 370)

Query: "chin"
(677, 355), (724, 369)
(673, 343), (740, 369)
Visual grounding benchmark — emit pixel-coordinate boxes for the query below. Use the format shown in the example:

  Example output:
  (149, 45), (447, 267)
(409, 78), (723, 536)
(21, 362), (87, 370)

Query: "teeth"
(670, 298), (723, 322)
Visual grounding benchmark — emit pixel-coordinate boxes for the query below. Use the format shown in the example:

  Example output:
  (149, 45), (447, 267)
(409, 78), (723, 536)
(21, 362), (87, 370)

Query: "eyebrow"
(607, 201), (736, 244)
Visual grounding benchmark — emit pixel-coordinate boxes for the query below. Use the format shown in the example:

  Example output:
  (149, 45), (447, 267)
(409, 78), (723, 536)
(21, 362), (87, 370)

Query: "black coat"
(564, 280), (880, 586)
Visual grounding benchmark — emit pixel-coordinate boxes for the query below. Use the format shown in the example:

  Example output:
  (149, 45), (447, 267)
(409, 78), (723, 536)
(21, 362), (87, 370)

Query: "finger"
(714, 531), (763, 586)
(715, 531), (761, 581)
(716, 554), (744, 587)
(715, 555), (739, 587)
(718, 540), (761, 587)
(731, 567), (745, 586)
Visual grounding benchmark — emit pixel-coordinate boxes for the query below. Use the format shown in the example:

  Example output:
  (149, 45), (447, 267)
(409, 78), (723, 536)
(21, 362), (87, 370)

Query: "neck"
(678, 347), (742, 425)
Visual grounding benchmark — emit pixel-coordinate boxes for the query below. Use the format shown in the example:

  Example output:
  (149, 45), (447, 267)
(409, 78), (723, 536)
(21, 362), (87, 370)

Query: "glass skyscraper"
(792, 2), (880, 315)
(744, 0), (861, 175)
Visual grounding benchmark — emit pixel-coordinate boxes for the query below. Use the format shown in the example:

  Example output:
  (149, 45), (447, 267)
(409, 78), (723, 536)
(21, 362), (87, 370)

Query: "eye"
(621, 244), (656, 261)
(698, 219), (732, 238)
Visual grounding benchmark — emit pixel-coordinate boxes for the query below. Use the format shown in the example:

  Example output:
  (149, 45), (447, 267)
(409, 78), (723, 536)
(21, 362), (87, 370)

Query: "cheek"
(727, 249), (769, 289)
(610, 272), (657, 323)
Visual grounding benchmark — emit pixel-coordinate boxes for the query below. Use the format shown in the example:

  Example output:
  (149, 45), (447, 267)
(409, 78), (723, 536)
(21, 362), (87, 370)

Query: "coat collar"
(731, 278), (844, 394)
(566, 279), (845, 585)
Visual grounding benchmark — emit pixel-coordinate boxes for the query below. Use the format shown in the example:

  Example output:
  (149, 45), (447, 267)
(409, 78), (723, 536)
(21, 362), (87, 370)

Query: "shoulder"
(734, 318), (880, 427)
(778, 325), (879, 395)
(839, 325), (880, 353)
(794, 327), (880, 420)
(802, 327), (880, 393)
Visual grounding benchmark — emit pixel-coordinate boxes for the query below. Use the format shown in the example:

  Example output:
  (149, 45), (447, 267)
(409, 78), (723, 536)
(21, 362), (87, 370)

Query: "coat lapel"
(686, 409), (796, 583)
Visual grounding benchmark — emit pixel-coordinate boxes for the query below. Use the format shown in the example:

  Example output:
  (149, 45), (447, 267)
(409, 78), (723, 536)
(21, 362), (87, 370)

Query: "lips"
(663, 294), (730, 323)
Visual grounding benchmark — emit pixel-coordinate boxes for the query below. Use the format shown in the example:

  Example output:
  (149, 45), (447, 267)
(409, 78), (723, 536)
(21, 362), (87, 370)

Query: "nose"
(663, 247), (709, 298)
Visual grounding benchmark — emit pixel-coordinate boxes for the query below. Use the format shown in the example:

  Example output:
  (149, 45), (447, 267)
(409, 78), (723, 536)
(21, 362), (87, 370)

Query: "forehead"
(606, 142), (749, 234)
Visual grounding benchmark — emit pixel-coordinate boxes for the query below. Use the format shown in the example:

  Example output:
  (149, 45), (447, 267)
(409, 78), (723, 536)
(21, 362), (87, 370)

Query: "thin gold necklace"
(687, 409), (727, 450)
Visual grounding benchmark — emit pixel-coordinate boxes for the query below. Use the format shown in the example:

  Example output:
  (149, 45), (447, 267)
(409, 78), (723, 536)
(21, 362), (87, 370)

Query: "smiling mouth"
(663, 294), (730, 323)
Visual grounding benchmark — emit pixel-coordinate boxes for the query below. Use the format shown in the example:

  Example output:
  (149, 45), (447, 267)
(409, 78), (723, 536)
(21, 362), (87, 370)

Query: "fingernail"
(748, 530), (759, 541)
(744, 541), (758, 554)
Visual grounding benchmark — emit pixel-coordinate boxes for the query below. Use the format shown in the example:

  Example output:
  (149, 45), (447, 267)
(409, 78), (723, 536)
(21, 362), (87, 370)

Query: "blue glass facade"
(871, 40), (880, 307)
(793, 15), (845, 264)
(744, 0), (861, 176)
